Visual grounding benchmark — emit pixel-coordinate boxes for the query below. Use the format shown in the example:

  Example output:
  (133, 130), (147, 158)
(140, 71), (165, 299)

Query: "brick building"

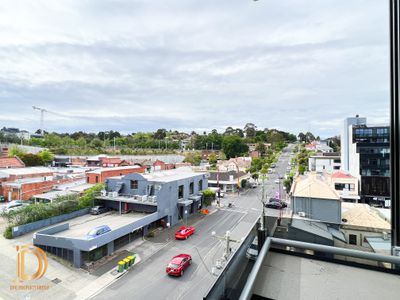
(86, 166), (146, 184)
(152, 160), (174, 171)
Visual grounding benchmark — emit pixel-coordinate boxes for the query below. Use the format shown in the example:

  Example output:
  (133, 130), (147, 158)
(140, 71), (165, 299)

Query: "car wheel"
(180, 270), (184, 276)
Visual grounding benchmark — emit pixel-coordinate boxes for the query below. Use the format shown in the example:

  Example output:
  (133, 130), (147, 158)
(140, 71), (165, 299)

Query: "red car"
(175, 226), (195, 240)
(166, 254), (192, 277)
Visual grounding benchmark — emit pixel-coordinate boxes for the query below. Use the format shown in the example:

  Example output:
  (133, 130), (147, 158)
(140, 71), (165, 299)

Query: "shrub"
(202, 189), (216, 207)
(3, 226), (12, 239)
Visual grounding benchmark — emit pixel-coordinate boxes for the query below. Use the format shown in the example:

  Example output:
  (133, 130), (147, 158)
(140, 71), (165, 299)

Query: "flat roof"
(87, 165), (142, 174)
(0, 167), (53, 176)
(51, 212), (150, 239)
(143, 168), (206, 183)
(33, 190), (78, 201)
(253, 252), (400, 300)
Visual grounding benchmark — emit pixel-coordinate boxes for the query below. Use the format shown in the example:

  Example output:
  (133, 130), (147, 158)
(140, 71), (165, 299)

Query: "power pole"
(212, 231), (241, 260)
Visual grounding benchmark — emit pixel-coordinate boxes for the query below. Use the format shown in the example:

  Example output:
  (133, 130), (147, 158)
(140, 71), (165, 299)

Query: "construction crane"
(32, 106), (48, 136)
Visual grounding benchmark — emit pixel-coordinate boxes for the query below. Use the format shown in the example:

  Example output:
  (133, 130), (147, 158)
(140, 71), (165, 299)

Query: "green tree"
(221, 135), (249, 159)
(8, 146), (26, 158)
(20, 154), (44, 166)
(38, 150), (54, 165)
(255, 142), (266, 156)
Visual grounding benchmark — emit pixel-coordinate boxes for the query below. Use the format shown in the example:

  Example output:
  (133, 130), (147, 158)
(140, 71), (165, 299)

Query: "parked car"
(166, 254), (192, 277)
(268, 198), (288, 208)
(246, 237), (258, 261)
(1, 200), (30, 213)
(271, 164), (276, 168)
(279, 175), (284, 179)
(175, 226), (195, 240)
(86, 225), (111, 239)
(90, 206), (108, 215)
(274, 179), (280, 184)
(3, 203), (24, 213)
(265, 202), (284, 209)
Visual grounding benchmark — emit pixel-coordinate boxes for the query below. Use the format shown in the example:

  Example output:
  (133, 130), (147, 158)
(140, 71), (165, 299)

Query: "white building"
(308, 154), (341, 173)
(341, 115), (366, 172)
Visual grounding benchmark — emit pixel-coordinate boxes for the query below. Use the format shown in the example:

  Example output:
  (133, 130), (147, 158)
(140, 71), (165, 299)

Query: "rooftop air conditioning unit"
(108, 191), (118, 198)
(298, 212), (306, 217)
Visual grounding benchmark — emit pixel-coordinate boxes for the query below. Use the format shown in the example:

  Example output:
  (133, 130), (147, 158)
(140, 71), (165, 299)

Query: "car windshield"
(168, 263), (180, 269)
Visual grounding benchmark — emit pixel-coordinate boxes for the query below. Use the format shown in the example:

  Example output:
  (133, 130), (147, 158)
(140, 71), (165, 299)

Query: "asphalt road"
(93, 145), (295, 300)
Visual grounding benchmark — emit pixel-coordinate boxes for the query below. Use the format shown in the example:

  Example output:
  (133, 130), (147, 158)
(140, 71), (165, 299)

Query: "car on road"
(175, 226), (195, 240)
(90, 205), (108, 215)
(271, 164), (276, 168)
(279, 175), (284, 179)
(274, 179), (280, 184)
(265, 202), (284, 209)
(86, 225), (111, 239)
(166, 254), (192, 277)
(246, 237), (258, 261)
(269, 198), (288, 208)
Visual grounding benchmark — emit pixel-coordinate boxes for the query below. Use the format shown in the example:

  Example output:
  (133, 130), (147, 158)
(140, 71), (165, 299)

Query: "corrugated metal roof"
(290, 219), (333, 241)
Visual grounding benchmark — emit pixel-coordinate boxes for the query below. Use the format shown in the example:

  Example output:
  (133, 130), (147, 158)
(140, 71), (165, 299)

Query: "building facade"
(86, 166), (145, 184)
(308, 154), (341, 173)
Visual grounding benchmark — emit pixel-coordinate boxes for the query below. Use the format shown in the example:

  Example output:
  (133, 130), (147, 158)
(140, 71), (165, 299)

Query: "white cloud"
(0, 0), (390, 137)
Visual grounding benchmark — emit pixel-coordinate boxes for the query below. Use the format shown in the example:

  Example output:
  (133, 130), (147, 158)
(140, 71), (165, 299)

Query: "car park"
(166, 254), (192, 277)
(246, 236), (258, 261)
(175, 226), (195, 239)
(90, 205), (108, 215)
(86, 225), (111, 239)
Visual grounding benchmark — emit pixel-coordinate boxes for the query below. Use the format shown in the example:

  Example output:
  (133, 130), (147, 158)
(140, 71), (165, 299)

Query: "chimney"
(1, 147), (8, 157)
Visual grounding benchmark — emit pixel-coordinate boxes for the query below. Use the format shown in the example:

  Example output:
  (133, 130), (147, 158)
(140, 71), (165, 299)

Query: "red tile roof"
(0, 156), (25, 168)
(100, 157), (122, 164)
(332, 171), (354, 179)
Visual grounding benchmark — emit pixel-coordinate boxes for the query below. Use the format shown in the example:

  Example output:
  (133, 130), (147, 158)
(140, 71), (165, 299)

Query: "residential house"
(308, 153), (341, 173)
(217, 157), (252, 172)
(290, 172), (342, 224)
(0, 156), (25, 169)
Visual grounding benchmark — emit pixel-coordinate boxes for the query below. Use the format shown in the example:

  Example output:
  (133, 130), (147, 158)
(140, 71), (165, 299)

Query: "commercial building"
(208, 170), (250, 192)
(86, 165), (145, 184)
(33, 168), (208, 268)
(341, 116), (390, 205)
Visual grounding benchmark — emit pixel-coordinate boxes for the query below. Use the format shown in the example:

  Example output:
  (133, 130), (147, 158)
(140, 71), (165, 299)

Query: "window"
(178, 185), (184, 199)
(95, 176), (99, 183)
(349, 234), (357, 245)
(130, 180), (138, 189)
(199, 180), (203, 191)
(189, 182), (194, 194)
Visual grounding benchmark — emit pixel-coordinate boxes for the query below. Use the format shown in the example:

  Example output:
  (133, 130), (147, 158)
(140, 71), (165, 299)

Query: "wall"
(107, 172), (207, 227)
(12, 208), (90, 237)
(293, 196), (341, 224)
(86, 167), (145, 184)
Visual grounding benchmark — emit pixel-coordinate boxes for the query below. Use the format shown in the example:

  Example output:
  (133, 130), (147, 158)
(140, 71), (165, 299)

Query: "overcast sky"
(0, 0), (390, 138)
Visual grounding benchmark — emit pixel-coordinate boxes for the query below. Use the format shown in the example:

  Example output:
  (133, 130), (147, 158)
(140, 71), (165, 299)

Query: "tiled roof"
(100, 157), (122, 164)
(332, 171), (354, 179)
(0, 156), (25, 168)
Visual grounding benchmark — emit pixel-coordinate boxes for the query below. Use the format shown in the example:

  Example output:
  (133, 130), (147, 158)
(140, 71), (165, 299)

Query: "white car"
(2, 202), (24, 213)
(274, 179), (280, 184)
